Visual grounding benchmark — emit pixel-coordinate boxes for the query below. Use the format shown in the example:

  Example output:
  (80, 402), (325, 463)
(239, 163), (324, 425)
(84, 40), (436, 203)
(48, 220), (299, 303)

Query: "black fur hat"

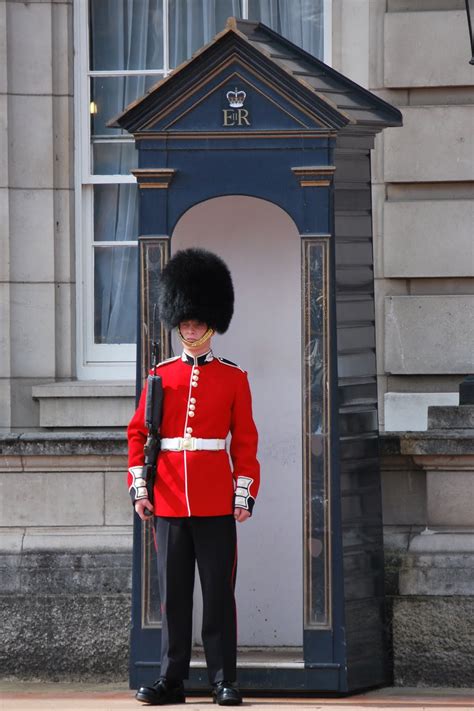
(158, 248), (234, 333)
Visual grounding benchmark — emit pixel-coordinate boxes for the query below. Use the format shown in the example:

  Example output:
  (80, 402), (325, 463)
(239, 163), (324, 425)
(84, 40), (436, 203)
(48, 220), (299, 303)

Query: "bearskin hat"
(158, 248), (234, 333)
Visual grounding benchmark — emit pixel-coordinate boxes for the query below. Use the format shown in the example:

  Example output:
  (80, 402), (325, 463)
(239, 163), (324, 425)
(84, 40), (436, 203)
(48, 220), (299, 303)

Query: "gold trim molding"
(135, 130), (335, 141)
(292, 166), (336, 188)
(132, 168), (176, 189)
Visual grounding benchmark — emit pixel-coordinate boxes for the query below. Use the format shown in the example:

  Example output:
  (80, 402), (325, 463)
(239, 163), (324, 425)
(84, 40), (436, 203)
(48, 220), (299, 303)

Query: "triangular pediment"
(144, 66), (333, 133)
(110, 18), (402, 136)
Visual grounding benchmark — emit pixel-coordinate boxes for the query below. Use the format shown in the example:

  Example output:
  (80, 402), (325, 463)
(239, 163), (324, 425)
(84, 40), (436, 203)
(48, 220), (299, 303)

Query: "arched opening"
(171, 196), (303, 648)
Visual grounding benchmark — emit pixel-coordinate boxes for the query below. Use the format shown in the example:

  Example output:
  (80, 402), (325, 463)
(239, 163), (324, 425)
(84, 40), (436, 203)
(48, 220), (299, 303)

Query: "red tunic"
(127, 351), (260, 517)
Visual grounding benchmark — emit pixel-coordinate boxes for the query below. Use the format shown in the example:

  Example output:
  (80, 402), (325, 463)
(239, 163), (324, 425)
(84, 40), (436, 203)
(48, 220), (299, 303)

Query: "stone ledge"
(383, 525), (424, 552)
(428, 405), (474, 430)
(0, 548), (132, 594)
(384, 392), (459, 432)
(400, 555), (474, 596)
(32, 382), (135, 398)
(0, 526), (133, 553)
(380, 432), (403, 456)
(400, 532), (474, 596)
(408, 531), (474, 554)
(399, 432), (474, 457)
(0, 431), (127, 457)
(32, 381), (135, 428)
(382, 431), (474, 457)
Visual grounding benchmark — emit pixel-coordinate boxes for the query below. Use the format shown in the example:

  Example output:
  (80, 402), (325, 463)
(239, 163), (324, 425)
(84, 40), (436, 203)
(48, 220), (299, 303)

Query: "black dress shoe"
(212, 681), (242, 706)
(135, 677), (185, 705)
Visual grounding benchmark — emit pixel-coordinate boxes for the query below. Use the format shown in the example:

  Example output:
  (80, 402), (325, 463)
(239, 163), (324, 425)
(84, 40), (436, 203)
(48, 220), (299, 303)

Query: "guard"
(127, 248), (260, 706)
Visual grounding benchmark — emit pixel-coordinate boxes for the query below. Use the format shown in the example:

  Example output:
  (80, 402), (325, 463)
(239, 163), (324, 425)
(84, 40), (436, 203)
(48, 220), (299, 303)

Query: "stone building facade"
(0, 0), (473, 686)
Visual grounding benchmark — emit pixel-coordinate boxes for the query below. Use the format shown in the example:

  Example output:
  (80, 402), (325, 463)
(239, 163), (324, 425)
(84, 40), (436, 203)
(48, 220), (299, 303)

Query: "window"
(74, 0), (329, 379)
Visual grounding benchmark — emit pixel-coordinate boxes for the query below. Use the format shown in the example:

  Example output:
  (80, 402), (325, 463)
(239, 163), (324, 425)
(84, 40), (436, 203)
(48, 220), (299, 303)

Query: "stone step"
(32, 381), (135, 428)
(428, 405), (474, 431)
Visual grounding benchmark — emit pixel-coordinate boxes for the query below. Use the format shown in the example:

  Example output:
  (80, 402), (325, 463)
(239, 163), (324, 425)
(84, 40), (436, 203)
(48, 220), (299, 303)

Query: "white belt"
(161, 437), (226, 452)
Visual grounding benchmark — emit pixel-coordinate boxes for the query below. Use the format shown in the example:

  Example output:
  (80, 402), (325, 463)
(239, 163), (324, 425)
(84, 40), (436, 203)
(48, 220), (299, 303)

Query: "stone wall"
(1, 549), (131, 681)
(381, 404), (474, 687)
(332, 0), (474, 431)
(1, 427), (473, 685)
(0, 434), (132, 681)
(0, 0), (75, 432)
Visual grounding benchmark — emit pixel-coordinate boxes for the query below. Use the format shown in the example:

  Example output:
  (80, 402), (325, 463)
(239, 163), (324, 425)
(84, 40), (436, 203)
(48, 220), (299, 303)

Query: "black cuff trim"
(233, 495), (255, 515)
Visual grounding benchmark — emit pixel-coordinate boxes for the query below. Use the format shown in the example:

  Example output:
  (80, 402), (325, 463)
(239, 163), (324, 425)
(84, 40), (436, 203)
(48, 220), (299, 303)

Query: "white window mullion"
(85, 190), (95, 369)
(74, 0), (93, 378)
(92, 241), (138, 247)
(323, 0), (332, 66)
(89, 69), (166, 78)
(83, 174), (137, 185)
(163, 0), (170, 75)
(88, 239), (138, 367)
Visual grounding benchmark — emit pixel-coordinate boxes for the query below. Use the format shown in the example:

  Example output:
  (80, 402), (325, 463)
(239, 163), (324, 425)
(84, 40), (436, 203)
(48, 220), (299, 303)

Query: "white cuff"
(128, 466), (148, 501)
(234, 475), (254, 511)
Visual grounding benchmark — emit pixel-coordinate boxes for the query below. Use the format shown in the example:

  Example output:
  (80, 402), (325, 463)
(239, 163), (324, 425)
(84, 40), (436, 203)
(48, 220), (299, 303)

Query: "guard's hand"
(234, 507), (251, 523)
(135, 498), (154, 521)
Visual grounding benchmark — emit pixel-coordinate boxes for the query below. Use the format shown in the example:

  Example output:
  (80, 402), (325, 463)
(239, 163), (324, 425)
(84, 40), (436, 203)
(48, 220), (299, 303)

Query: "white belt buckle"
(180, 437), (196, 451)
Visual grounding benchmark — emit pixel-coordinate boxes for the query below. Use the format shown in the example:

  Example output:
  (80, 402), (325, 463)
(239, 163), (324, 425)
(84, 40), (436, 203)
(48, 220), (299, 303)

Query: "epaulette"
(217, 357), (245, 373)
(156, 355), (180, 367)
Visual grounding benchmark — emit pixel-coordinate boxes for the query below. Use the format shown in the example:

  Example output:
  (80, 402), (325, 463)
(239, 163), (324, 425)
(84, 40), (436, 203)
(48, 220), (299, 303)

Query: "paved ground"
(0, 683), (473, 711)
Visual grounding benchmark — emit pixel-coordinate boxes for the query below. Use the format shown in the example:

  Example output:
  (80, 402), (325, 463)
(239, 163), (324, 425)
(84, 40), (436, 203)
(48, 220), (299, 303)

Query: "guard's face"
(179, 320), (209, 342)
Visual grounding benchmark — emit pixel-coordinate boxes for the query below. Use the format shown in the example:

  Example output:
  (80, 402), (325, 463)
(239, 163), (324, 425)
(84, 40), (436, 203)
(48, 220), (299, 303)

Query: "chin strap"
(178, 327), (214, 349)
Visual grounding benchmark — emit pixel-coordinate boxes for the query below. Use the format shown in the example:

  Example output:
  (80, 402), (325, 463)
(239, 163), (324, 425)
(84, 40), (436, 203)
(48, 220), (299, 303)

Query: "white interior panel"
(172, 196), (303, 646)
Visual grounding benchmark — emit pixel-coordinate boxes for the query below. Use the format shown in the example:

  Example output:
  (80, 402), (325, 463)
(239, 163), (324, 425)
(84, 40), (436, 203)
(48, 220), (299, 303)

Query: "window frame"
(74, 0), (168, 378)
(73, 0), (332, 379)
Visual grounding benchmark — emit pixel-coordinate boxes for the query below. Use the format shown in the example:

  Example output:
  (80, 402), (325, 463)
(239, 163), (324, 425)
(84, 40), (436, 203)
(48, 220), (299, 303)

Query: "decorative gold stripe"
(293, 166), (336, 188)
(132, 169), (176, 189)
(135, 131), (334, 140)
(292, 166), (336, 176)
(138, 183), (170, 189)
(132, 168), (176, 177)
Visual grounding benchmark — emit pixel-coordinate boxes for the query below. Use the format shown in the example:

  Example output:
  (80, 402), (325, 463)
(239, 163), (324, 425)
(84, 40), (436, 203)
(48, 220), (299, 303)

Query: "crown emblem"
(226, 87), (246, 108)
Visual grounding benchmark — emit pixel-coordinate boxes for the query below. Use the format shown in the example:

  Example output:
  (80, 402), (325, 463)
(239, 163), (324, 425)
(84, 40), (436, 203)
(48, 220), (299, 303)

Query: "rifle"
(142, 311), (164, 516)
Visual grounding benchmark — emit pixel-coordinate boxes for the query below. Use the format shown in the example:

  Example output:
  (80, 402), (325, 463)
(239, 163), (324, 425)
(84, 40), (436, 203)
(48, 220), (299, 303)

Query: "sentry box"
(112, 18), (402, 695)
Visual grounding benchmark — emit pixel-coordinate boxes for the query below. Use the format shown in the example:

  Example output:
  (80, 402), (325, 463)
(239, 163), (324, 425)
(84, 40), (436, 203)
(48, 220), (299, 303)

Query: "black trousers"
(155, 515), (238, 685)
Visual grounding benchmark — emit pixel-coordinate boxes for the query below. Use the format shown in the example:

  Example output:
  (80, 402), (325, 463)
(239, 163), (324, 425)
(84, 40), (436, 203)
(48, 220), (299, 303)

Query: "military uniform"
(128, 351), (259, 518)
(128, 349), (259, 685)
(128, 247), (259, 703)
